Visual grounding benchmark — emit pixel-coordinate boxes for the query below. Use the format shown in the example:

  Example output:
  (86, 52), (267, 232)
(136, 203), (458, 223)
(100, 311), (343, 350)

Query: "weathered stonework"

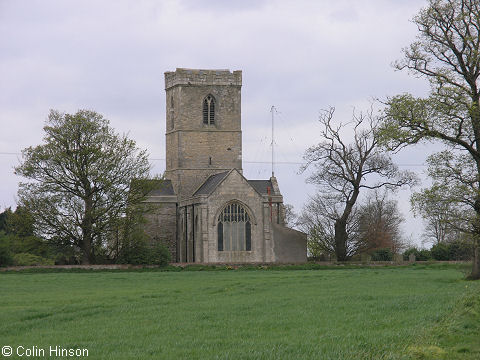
(144, 68), (306, 264)
(165, 69), (242, 199)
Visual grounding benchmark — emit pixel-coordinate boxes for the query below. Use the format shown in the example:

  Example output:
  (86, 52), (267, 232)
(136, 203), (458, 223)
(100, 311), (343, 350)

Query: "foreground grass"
(407, 280), (480, 360)
(1, 266), (478, 359)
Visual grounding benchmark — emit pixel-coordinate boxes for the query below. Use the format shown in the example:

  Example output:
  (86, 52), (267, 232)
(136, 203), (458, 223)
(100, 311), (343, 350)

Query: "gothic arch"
(216, 201), (254, 251)
(203, 94), (215, 125)
(212, 199), (257, 227)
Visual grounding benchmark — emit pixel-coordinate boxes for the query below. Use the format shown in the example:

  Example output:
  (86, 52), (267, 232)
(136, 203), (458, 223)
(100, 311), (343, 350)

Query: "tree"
(431, 242), (450, 260)
(411, 175), (461, 245)
(357, 191), (405, 254)
(15, 109), (151, 264)
(298, 193), (362, 259)
(380, 0), (480, 278)
(301, 107), (415, 261)
(0, 206), (53, 265)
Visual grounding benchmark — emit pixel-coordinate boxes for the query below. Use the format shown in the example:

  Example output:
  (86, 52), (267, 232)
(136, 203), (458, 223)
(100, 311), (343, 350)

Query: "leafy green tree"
(380, 0), (480, 279)
(411, 181), (460, 245)
(448, 239), (473, 260)
(301, 107), (415, 261)
(0, 207), (52, 264)
(15, 110), (151, 264)
(431, 242), (449, 260)
(6, 206), (35, 237)
(0, 208), (11, 233)
(0, 233), (14, 267)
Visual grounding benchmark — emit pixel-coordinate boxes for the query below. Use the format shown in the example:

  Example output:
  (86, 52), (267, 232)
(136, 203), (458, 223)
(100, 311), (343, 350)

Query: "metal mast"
(270, 105), (276, 177)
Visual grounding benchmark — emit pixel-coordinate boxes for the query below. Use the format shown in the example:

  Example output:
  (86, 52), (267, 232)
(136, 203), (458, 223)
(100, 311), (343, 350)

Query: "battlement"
(165, 68), (242, 89)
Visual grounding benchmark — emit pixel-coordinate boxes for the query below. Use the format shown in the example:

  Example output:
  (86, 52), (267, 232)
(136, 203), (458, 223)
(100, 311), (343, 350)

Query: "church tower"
(164, 68), (243, 199)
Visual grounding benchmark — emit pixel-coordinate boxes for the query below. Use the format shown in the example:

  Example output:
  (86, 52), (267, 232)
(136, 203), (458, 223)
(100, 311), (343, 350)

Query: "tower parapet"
(165, 68), (242, 89)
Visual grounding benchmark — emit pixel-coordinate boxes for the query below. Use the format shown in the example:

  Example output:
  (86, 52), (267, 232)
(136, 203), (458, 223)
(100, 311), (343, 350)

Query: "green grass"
(1, 266), (478, 359)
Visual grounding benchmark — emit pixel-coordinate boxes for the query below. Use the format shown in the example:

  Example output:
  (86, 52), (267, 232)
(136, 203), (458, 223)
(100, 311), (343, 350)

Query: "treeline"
(0, 206), (170, 267)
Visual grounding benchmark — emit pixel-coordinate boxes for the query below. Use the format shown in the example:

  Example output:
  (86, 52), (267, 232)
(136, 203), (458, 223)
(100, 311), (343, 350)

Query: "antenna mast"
(270, 105), (276, 177)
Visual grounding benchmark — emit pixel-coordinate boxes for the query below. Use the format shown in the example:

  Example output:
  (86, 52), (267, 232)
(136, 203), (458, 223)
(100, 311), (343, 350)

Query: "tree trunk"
(471, 236), (480, 280)
(471, 195), (480, 279)
(334, 220), (348, 261)
(81, 195), (95, 265)
(471, 100), (480, 279)
(81, 241), (92, 265)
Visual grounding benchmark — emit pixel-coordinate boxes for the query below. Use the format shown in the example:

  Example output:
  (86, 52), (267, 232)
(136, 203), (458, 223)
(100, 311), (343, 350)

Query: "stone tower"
(164, 68), (243, 199)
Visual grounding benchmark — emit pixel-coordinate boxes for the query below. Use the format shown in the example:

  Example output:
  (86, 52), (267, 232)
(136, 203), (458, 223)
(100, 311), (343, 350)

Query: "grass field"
(1, 265), (479, 359)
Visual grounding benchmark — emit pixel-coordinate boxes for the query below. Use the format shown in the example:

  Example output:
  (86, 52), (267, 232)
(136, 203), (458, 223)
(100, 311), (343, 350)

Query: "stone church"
(145, 68), (306, 263)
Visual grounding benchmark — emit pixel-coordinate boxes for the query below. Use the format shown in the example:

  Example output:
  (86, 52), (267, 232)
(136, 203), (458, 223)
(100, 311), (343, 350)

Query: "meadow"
(1, 265), (479, 359)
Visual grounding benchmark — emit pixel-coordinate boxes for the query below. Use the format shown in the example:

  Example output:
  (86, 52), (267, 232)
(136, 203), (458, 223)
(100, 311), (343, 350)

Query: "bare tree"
(301, 107), (415, 261)
(358, 191), (405, 254)
(283, 204), (298, 229)
(298, 193), (362, 259)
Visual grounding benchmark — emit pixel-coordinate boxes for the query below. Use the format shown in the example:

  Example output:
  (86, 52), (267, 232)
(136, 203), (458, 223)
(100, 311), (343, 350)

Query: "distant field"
(1, 265), (479, 359)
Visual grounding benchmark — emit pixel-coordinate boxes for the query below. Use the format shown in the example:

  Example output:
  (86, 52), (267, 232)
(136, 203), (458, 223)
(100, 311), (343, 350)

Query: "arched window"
(217, 202), (251, 251)
(203, 94), (215, 125)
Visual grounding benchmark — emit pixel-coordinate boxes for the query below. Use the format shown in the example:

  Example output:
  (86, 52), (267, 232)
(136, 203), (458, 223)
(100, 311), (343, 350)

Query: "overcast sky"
(0, 0), (436, 245)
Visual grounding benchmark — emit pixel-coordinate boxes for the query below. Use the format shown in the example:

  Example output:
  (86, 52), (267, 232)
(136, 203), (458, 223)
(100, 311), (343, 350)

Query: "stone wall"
(272, 223), (307, 263)
(143, 201), (177, 262)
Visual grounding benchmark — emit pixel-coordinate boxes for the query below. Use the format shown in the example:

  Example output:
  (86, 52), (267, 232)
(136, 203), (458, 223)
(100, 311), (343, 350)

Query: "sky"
(0, 0), (435, 246)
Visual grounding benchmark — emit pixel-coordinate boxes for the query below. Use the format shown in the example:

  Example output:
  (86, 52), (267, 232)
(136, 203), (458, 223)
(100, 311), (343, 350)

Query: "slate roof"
(193, 171), (230, 195)
(247, 180), (275, 195)
(147, 179), (176, 196)
(193, 171), (275, 196)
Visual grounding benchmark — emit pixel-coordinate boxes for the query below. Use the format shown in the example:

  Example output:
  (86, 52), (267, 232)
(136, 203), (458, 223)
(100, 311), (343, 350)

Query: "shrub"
(149, 241), (171, 266)
(0, 243), (14, 267)
(0, 232), (14, 267)
(431, 243), (449, 260)
(417, 249), (432, 261)
(403, 247), (417, 261)
(13, 253), (54, 266)
(371, 248), (393, 261)
(403, 247), (431, 261)
(448, 240), (472, 261)
(117, 239), (171, 266)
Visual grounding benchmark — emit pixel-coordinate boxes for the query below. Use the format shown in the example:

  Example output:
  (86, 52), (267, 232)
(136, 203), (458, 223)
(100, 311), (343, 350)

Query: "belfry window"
(217, 202), (251, 251)
(203, 94), (215, 125)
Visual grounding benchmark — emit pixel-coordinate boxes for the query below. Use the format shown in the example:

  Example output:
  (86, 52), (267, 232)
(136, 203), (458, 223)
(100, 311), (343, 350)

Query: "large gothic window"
(217, 202), (251, 251)
(203, 94), (215, 125)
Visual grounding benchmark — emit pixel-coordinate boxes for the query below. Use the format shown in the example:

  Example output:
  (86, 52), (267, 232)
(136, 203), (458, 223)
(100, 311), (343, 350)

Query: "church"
(144, 68), (306, 263)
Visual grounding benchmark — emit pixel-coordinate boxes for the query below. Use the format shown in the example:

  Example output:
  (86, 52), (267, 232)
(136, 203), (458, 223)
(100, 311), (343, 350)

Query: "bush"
(403, 248), (417, 261)
(371, 248), (393, 261)
(403, 247), (432, 261)
(0, 232), (14, 267)
(117, 239), (171, 266)
(431, 243), (449, 261)
(0, 243), (14, 267)
(149, 241), (171, 266)
(448, 240), (472, 261)
(417, 249), (432, 261)
(13, 253), (54, 266)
